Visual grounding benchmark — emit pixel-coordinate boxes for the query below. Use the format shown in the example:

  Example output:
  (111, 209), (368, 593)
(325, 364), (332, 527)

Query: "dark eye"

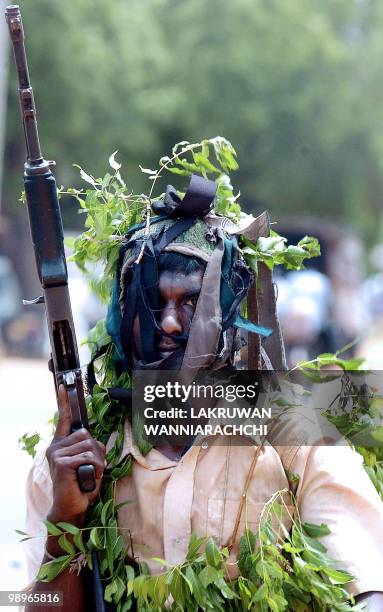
(184, 296), (198, 307)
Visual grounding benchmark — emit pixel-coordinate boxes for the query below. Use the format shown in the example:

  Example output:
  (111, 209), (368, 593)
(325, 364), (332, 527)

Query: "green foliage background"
(4, 0), (383, 242)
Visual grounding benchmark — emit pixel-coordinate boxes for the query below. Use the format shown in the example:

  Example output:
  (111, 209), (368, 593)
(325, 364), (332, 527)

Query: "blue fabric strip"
(234, 314), (273, 337)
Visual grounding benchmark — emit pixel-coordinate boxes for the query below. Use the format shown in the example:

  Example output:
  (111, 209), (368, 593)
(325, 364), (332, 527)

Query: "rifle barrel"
(5, 5), (43, 165)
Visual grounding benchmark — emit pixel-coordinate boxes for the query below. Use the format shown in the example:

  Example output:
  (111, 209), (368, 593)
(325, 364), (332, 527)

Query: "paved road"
(0, 357), (55, 598)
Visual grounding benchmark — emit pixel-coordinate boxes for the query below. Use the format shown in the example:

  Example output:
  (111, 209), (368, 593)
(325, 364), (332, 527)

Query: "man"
(24, 175), (383, 611)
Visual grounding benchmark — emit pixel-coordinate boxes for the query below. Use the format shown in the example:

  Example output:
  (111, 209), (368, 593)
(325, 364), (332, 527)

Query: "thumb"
(53, 384), (72, 440)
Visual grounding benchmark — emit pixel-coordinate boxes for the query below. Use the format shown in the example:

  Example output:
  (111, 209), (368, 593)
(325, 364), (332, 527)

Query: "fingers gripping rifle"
(5, 6), (105, 610)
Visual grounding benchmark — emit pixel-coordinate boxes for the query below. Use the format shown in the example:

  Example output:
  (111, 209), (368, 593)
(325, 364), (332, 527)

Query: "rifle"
(5, 6), (105, 611)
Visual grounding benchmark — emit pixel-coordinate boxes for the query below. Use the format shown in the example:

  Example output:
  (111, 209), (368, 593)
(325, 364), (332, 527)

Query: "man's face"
(132, 269), (204, 362)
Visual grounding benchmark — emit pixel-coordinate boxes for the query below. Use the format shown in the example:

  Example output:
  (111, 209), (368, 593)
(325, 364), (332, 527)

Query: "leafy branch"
(241, 231), (320, 274)
(24, 489), (360, 611)
(65, 137), (320, 303)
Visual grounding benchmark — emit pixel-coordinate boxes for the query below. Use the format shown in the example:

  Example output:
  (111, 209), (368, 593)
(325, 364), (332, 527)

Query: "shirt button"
(201, 441), (208, 449)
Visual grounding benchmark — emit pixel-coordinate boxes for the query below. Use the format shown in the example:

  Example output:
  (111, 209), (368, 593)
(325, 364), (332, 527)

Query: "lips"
(158, 341), (182, 352)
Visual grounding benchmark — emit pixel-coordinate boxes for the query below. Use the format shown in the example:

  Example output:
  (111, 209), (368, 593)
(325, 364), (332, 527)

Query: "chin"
(160, 348), (185, 370)
(132, 347), (185, 370)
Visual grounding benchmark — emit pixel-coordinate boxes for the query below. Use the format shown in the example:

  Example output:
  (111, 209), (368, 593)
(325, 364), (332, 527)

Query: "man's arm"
(28, 543), (85, 612)
(291, 443), (383, 603)
(26, 386), (106, 612)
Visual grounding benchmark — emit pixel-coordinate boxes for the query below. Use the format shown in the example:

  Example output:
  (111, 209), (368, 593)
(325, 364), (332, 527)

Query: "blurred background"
(1, 0), (383, 595)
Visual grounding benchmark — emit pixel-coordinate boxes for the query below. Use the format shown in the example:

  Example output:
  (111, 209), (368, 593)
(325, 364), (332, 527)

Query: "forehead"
(158, 270), (204, 298)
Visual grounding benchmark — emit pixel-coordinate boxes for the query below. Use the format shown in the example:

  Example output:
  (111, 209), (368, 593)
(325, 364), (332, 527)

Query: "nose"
(160, 305), (183, 336)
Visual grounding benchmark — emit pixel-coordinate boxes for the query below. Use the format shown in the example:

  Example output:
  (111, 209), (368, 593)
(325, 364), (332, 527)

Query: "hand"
(46, 385), (106, 527)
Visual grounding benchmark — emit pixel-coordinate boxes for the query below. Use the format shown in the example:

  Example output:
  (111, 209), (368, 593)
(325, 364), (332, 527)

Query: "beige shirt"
(25, 417), (383, 597)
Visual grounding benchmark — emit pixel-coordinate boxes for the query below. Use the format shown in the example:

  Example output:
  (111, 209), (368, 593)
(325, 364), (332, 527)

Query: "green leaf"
(302, 523), (331, 538)
(205, 537), (221, 568)
(302, 534), (327, 554)
(104, 579), (118, 603)
(43, 520), (63, 536)
(186, 532), (206, 560)
(283, 542), (303, 554)
(199, 565), (220, 588)
(168, 567), (185, 601)
(216, 576), (237, 599)
(268, 594), (288, 611)
(257, 235), (286, 253)
(167, 167), (191, 176)
(151, 574), (168, 606)
(15, 529), (29, 536)
(56, 522), (80, 536)
(126, 565), (135, 583)
(192, 151), (220, 174)
(73, 530), (86, 553)
(118, 599), (133, 612)
(106, 524), (116, 574)
(250, 583), (268, 604)
(113, 576), (126, 604)
(184, 566), (205, 606)
(322, 567), (354, 584)
(84, 319), (111, 353)
(180, 568), (193, 594)
(150, 557), (170, 567)
(58, 534), (75, 555)
(132, 574), (146, 599)
(37, 555), (73, 582)
(18, 432), (41, 459)
(302, 549), (328, 568)
(101, 498), (113, 526)
(110, 455), (132, 480)
(112, 535), (125, 560)
(89, 527), (103, 549)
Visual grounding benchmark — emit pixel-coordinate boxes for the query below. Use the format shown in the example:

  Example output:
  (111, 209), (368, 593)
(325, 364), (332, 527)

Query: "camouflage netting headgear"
(106, 174), (272, 374)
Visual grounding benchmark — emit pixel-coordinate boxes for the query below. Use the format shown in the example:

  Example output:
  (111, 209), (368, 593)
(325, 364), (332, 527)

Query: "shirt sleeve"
(24, 448), (53, 582)
(292, 443), (383, 596)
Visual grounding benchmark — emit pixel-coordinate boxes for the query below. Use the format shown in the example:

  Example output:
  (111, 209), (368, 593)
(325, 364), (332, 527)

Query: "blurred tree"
(3, 0), (383, 294)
